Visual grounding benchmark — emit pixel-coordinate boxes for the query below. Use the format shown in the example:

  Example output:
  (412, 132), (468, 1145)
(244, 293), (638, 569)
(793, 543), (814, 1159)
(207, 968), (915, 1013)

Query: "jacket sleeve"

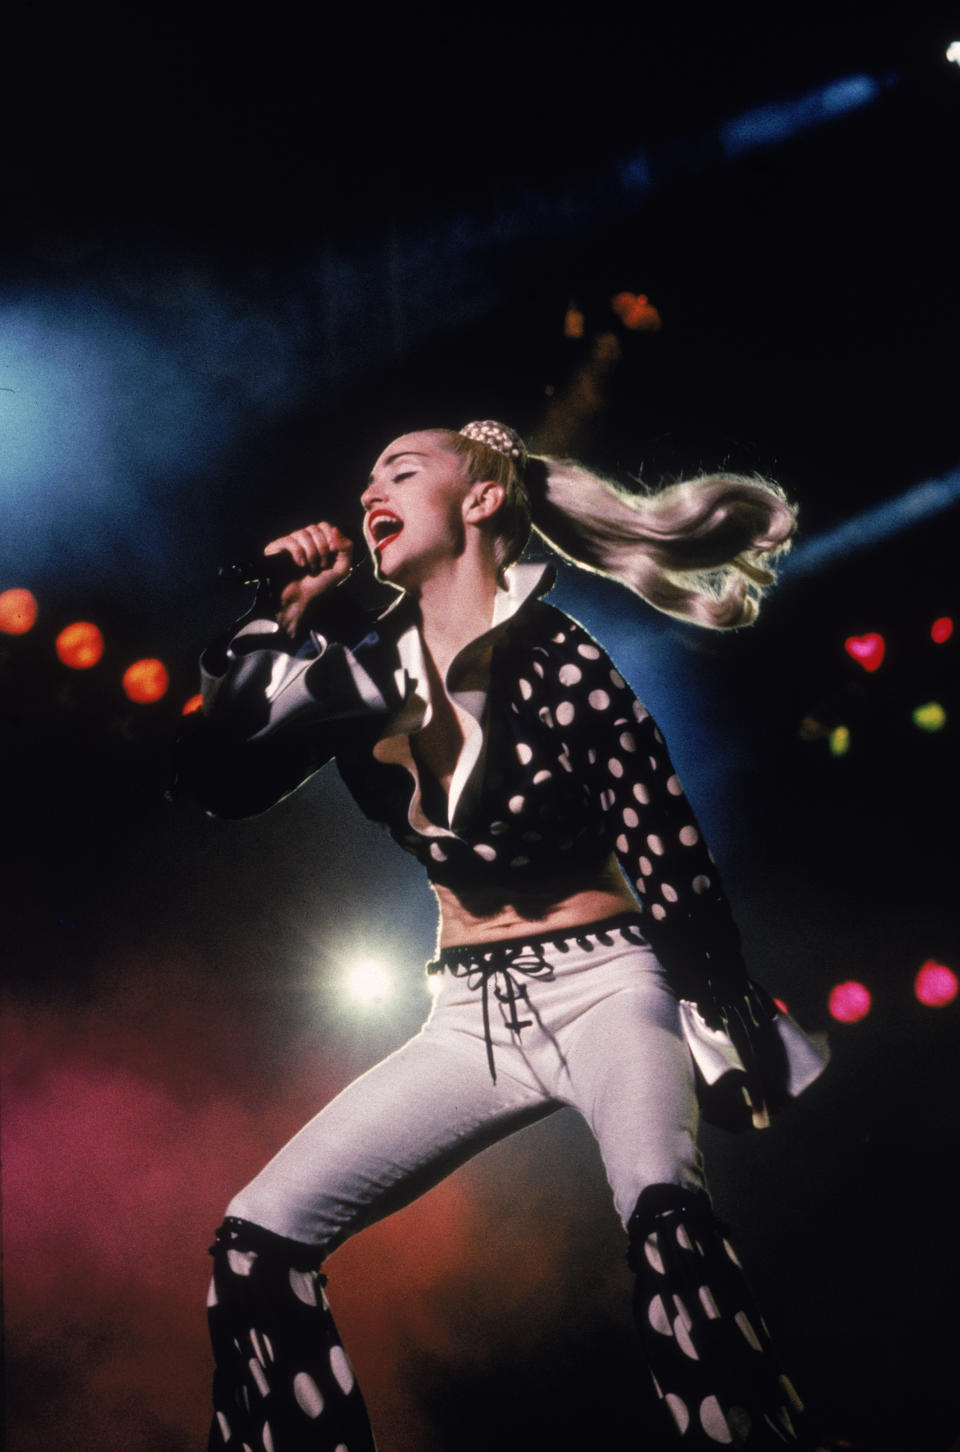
(553, 624), (749, 1007)
(175, 591), (396, 818)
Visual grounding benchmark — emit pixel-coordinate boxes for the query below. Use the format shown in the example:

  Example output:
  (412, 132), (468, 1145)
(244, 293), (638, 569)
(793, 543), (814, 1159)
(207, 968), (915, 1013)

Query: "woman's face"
(361, 431), (471, 589)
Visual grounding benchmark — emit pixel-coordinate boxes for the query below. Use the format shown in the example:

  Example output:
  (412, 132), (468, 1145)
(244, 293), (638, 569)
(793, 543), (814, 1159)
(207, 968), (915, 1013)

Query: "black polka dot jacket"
(181, 562), (828, 1125)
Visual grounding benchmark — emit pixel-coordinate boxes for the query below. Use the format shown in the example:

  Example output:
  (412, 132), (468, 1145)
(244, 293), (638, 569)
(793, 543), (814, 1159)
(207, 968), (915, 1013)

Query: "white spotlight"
(342, 958), (394, 1005)
(947, 41), (960, 66)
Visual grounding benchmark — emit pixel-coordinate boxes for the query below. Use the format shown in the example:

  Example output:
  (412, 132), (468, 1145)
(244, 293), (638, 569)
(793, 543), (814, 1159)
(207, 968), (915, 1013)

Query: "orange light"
(828, 980), (871, 1023)
(914, 960), (958, 1007)
(611, 291), (662, 333)
(563, 303), (585, 340)
(123, 658), (169, 704)
(931, 617), (953, 644)
(0, 587), (39, 635)
(844, 633), (885, 672)
(181, 693), (203, 716)
(56, 621), (105, 670)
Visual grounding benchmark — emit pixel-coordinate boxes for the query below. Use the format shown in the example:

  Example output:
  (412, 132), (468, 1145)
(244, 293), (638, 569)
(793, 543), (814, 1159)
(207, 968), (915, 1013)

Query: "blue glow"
(719, 74), (884, 158)
(617, 150), (653, 192)
(785, 468), (960, 576)
(0, 290), (304, 596)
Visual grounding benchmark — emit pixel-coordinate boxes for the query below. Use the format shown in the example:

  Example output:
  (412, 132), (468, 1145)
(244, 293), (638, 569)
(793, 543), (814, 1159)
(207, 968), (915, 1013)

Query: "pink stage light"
(844, 633), (885, 672)
(931, 617), (953, 644)
(828, 980), (872, 1023)
(914, 960), (958, 1008)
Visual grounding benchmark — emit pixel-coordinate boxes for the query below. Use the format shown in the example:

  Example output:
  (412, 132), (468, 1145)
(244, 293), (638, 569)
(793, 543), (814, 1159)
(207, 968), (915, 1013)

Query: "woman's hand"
(264, 523), (354, 638)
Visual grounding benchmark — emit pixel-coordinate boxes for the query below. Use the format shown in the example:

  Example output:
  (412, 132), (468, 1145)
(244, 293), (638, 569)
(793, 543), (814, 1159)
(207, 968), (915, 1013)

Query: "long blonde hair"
(439, 427), (796, 629)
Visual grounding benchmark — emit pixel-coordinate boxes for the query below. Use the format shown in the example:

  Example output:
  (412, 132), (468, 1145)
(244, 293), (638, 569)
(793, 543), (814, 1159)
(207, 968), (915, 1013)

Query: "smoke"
(0, 280), (314, 602)
(3, 934), (632, 1452)
(4, 944), (336, 1451)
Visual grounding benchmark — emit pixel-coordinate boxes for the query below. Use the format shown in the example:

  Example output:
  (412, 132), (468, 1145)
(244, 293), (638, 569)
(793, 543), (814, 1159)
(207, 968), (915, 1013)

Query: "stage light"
(611, 292), (662, 333)
(931, 617), (953, 644)
(56, 621), (104, 670)
(564, 303), (585, 339)
(829, 725), (851, 757)
(0, 587), (38, 635)
(785, 468), (960, 578)
(912, 701), (946, 732)
(182, 693), (203, 716)
(122, 658), (169, 704)
(342, 958), (394, 1005)
(828, 981), (871, 1024)
(947, 41), (960, 65)
(914, 960), (958, 1007)
(844, 633), (884, 672)
(719, 74), (886, 159)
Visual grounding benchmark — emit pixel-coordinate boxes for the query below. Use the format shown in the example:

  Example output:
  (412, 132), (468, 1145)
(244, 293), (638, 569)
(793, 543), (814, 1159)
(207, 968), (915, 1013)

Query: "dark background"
(3, 8), (958, 1450)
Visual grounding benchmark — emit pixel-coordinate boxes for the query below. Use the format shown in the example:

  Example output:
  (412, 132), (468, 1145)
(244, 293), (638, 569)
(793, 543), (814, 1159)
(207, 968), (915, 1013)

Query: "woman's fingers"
(261, 524), (354, 637)
(264, 523), (353, 575)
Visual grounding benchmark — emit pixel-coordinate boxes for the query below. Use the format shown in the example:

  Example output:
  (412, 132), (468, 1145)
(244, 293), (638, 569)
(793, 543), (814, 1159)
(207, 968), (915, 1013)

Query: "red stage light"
(611, 291), (662, 332)
(828, 980), (871, 1023)
(774, 998), (788, 1014)
(914, 960), (958, 1007)
(56, 621), (104, 669)
(181, 693), (203, 716)
(844, 633), (885, 672)
(123, 658), (169, 703)
(0, 587), (39, 635)
(931, 617), (953, 644)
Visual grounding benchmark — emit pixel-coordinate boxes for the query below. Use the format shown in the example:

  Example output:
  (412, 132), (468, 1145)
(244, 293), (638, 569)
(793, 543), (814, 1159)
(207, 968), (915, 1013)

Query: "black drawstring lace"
(427, 914), (647, 1082)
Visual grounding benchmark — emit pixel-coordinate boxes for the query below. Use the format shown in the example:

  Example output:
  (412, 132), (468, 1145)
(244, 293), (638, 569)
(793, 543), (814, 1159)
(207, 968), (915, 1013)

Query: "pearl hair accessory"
(459, 420), (527, 466)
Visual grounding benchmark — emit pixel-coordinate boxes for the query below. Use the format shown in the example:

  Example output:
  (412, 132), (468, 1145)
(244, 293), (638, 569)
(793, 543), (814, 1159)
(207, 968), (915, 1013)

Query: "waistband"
(426, 912), (649, 1084)
(427, 911), (648, 976)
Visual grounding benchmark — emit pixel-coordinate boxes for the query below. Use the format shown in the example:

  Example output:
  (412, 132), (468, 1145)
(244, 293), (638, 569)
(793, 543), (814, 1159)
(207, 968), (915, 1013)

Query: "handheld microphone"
(218, 549), (374, 593)
(218, 553), (306, 590)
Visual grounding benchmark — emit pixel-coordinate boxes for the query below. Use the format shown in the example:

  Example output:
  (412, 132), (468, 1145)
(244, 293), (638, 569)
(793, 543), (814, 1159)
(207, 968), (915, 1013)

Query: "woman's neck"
(415, 553), (500, 679)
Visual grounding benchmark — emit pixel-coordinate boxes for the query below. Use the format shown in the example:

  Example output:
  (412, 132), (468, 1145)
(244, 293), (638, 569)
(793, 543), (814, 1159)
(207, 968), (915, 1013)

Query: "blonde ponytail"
(525, 457), (796, 628)
(439, 425), (797, 628)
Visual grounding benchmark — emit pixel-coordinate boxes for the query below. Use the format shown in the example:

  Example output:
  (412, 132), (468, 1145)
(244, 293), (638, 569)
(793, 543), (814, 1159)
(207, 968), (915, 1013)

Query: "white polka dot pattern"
(629, 1194), (807, 1452)
(329, 1345), (354, 1395)
(288, 1268), (318, 1306)
(665, 1393), (690, 1433)
(478, 611), (746, 994)
(293, 1371), (325, 1417)
(233, 586), (749, 1005)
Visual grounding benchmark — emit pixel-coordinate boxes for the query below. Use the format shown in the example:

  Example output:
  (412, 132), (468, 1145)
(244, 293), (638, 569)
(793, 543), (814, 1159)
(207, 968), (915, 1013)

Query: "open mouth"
(367, 510), (404, 552)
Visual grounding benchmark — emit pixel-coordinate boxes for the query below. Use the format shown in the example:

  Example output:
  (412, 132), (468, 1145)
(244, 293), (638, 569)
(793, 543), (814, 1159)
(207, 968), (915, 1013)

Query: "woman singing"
(183, 421), (828, 1451)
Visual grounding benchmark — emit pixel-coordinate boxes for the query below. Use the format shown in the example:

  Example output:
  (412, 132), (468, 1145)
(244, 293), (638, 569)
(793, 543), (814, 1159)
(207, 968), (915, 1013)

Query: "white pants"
(227, 917), (704, 1252)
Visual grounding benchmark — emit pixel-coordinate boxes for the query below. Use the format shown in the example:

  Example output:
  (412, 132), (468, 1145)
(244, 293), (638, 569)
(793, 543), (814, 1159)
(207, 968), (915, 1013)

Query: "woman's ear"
(463, 480), (506, 524)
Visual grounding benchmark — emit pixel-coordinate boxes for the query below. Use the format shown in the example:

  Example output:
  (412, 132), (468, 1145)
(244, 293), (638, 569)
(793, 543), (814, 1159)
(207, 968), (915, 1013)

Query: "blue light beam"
(784, 468), (960, 578)
(718, 74), (887, 159)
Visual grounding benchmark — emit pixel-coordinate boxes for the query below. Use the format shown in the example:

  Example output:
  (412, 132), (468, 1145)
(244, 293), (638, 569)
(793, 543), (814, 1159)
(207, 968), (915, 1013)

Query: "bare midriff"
(433, 851), (638, 947)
